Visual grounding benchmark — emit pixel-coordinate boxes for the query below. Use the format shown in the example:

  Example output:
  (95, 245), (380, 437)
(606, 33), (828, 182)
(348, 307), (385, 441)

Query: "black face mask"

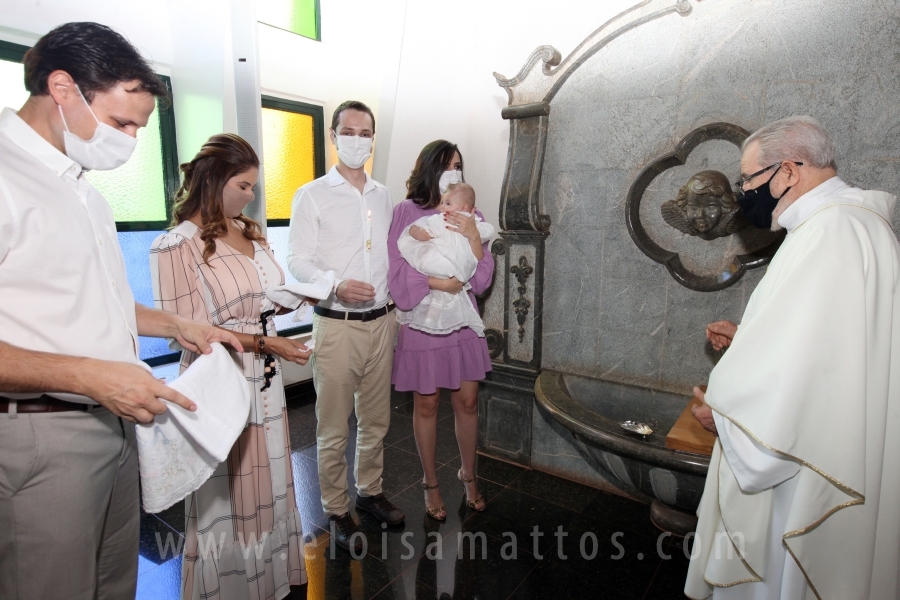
(737, 165), (791, 229)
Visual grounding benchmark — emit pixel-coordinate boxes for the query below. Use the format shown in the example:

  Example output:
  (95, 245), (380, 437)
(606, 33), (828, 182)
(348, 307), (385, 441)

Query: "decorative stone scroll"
(493, 0), (692, 107)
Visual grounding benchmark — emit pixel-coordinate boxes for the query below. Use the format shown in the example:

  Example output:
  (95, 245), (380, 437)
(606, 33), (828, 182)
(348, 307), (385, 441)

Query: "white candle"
(365, 209), (372, 283)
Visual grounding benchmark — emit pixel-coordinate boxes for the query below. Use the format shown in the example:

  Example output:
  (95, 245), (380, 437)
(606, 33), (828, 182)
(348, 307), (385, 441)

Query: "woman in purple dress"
(388, 140), (494, 521)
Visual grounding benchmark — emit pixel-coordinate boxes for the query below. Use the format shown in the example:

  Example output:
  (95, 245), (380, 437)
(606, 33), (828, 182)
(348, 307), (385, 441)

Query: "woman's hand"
(428, 276), (464, 294)
(444, 211), (479, 242)
(444, 211), (484, 260)
(265, 336), (313, 365)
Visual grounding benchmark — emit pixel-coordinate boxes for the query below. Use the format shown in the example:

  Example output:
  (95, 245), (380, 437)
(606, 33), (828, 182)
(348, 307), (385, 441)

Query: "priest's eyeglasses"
(734, 161), (803, 194)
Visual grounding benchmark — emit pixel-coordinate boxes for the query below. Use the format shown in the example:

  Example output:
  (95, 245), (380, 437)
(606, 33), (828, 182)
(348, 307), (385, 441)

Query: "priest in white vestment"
(684, 116), (900, 600)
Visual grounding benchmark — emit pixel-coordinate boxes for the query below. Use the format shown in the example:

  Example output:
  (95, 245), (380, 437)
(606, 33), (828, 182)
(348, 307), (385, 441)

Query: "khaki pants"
(0, 407), (139, 600)
(311, 311), (396, 516)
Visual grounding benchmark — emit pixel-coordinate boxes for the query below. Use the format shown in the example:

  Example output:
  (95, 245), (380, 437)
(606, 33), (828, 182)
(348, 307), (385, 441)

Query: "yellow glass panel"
(262, 107), (315, 220)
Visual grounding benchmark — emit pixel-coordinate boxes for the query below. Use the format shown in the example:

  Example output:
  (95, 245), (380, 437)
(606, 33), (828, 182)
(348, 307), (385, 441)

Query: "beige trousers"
(311, 311), (396, 516)
(0, 407), (139, 600)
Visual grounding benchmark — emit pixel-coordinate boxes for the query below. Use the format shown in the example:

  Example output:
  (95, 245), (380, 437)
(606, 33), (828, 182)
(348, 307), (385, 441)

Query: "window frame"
(261, 95), (325, 227)
(261, 95), (325, 337)
(258, 0), (322, 42)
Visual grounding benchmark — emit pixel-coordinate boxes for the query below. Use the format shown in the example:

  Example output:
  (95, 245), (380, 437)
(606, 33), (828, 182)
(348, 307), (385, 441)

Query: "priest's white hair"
(743, 115), (837, 171)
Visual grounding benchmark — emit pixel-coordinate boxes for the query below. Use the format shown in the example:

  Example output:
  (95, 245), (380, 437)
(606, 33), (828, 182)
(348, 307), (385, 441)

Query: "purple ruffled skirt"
(392, 323), (492, 395)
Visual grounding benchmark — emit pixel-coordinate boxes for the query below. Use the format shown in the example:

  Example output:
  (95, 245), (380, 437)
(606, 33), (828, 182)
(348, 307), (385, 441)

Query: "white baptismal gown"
(396, 212), (494, 336)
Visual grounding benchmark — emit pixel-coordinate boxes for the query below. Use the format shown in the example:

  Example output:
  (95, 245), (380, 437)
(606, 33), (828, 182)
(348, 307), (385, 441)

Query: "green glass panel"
(0, 59), (29, 111)
(258, 0), (318, 40)
(86, 104), (167, 222)
(262, 107), (315, 220)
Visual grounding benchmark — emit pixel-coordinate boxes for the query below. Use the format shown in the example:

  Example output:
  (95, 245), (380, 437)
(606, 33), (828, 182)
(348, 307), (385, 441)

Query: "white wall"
(0, 0), (173, 68)
(257, 0), (407, 178)
(256, 0), (643, 230)
(382, 0), (641, 230)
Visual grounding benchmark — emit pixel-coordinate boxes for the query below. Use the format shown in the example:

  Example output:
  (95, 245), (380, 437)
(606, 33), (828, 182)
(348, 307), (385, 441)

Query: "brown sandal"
(457, 470), (486, 511)
(421, 480), (446, 521)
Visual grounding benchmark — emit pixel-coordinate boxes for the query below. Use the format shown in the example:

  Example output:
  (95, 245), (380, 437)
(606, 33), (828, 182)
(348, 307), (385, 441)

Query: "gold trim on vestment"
(784, 540), (823, 600)
(783, 498), (864, 538)
(711, 446), (764, 586)
(711, 408), (864, 501)
(704, 576), (762, 588)
(710, 408), (866, 599)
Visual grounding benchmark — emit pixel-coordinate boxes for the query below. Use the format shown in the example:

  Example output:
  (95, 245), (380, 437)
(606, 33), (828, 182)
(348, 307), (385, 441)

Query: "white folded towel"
(137, 343), (252, 513)
(265, 269), (335, 310)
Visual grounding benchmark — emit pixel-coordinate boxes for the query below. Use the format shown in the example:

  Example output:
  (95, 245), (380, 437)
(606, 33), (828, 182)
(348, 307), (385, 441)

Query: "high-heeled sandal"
(457, 470), (486, 511)
(421, 480), (446, 521)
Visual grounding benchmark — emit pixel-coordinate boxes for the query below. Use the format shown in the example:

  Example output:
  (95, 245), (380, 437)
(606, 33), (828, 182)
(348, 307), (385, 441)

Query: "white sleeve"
(286, 187), (329, 286)
(0, 173), (17, 265)
(475, 221), (495, 243)
(713, 412), (801, 493)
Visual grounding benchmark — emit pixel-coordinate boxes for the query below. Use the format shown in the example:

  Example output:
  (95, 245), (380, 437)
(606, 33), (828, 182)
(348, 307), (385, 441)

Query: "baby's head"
(439, 182), (476, 214)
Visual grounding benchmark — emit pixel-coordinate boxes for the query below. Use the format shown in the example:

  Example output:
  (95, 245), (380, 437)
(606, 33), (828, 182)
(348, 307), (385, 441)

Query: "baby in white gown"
(397, 183), (494, 336)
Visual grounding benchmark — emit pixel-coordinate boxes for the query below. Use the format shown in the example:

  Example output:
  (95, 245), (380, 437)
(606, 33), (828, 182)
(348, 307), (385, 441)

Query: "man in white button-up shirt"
(0, 23), (239, 599)
(287, 100), (405, 553)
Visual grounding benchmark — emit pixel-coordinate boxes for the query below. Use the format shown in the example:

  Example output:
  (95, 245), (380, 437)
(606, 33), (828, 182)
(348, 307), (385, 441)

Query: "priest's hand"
(690, 386), (718, 435)
(706, 320), (738, 351)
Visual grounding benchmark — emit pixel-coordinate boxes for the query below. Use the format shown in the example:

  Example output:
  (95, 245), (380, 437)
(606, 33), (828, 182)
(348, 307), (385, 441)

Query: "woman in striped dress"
(150, 134), (310, 600)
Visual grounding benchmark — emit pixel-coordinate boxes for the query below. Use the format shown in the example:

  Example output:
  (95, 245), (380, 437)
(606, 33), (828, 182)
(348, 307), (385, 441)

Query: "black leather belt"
(0, 395), (92, 413)
(314, 303), (395, 322)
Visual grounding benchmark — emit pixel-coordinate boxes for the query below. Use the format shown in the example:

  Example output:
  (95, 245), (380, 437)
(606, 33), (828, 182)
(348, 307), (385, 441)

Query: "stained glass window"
(262, 108), (315, 220)
(261, 96), (324, 225)
(258, 0), (320, 40)
(260, 97), (324, 333)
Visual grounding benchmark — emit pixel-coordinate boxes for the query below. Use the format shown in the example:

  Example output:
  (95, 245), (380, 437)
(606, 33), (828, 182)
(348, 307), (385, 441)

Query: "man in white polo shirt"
(288, 100), (404, 554)
(0, 23), (239, 599)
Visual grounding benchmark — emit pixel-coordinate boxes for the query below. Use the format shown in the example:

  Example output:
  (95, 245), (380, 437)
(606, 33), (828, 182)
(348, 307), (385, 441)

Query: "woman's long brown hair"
(170, 133), (266, 263)
(405, 140), (463, 209)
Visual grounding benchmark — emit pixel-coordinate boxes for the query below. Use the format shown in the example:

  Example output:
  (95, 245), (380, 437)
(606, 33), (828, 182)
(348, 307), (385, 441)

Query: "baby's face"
(439, 191), (470, 214)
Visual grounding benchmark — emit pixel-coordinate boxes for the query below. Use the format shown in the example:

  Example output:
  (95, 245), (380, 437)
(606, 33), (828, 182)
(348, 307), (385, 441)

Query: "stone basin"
(534, 369), (711, 534)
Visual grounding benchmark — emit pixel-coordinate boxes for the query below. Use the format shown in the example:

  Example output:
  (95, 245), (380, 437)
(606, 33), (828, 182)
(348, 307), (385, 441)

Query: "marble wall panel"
(536, 0), (900, 391)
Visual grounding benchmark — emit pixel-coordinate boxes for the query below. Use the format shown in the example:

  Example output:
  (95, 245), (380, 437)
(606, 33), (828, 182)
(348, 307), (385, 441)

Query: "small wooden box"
(666, 389), (716, 456)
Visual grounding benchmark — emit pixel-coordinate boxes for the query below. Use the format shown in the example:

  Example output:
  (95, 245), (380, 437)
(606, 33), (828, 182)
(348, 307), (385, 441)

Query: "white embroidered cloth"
(137, 343), (252, 513)
(264, 269), (335, 310)
(396, 213), (493, 337)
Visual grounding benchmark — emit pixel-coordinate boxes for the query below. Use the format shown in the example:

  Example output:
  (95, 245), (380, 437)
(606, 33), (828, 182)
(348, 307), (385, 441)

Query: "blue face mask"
(737, 164), (791, 229)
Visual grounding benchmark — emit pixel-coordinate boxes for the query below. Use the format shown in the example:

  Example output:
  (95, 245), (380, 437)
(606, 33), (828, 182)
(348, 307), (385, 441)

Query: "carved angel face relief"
(660, 170), (748, 240)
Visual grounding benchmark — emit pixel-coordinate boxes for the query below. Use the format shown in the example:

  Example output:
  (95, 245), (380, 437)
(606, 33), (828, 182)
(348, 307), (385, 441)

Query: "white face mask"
(438, 169), (463, 193)
(58, 85), (138, 171)
(335, 135), (372, 170)
(222, 186), (254, 218)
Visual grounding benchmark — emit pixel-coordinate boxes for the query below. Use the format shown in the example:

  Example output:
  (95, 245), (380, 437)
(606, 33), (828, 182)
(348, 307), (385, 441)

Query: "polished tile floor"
(137, 387), (691, 599)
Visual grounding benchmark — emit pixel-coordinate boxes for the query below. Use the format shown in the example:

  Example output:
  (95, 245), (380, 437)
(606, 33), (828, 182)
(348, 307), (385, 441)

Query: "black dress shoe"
(355, 493), (405, 525)
(329, 512), (363, 555)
